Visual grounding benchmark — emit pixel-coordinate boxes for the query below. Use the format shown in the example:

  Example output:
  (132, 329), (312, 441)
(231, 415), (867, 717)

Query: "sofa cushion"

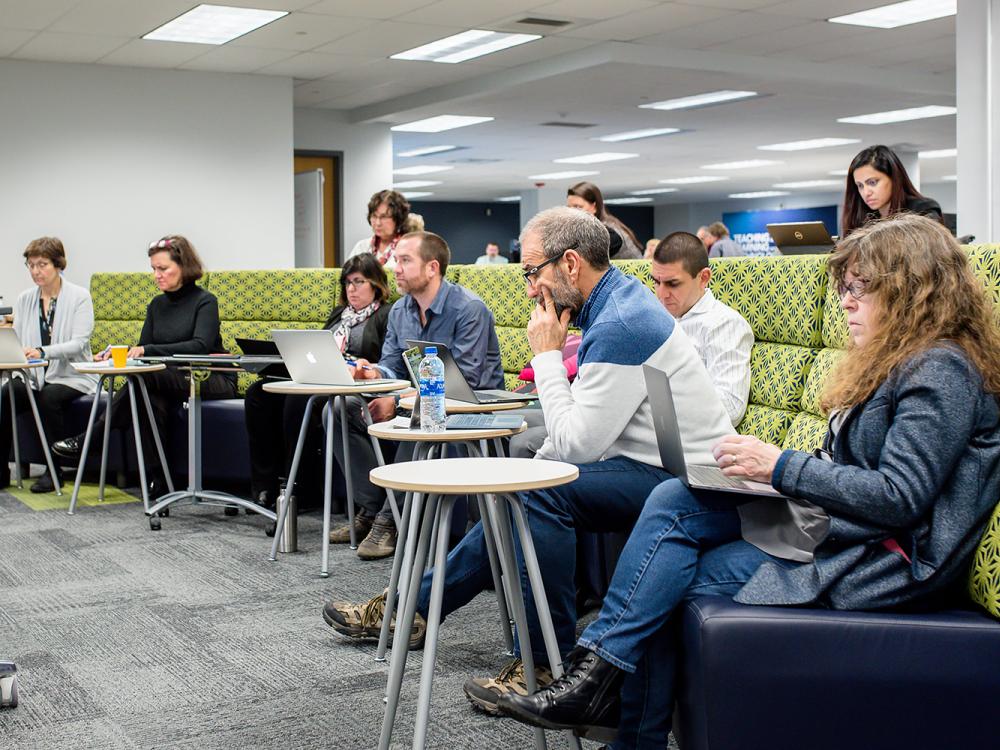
(90, 272), (165, 321)
(92, 320), (146, 355)
(209, 269), (338, 322)
(969, 500), (1000, 618)
(737, 404), (795, 445)
(747, 343), (815, 411)
(799, 347), (846, 416)
(821, 277), (850, 350)
(459, 265), (534, 328)
(782, 412), (828, 453)
(496, 326), (534, 381)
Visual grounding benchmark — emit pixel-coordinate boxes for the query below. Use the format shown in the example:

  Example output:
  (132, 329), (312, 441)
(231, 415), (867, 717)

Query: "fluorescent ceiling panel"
(838, 105), (956, 124)
(639, 90), (758, 111)
(391, 29), (540, 64)
(528, 170), (600, 180)
(701, 159), (782, 170)
(829, 0), (955, 29)
(594, 128), (681, 142)
(919, 148), (957, 158)
(659, 176), (729, 185)
(605, 197), (652, 205)
(396, 145), (459, 157)
(629, 188), (679, 195)
(772, 179), (843, 188)
(393, 165), (453, 175)
(496, 195), (521, 202)
(391, 180), (442, 188)
(941, 174), (957, 181)
(759, 137), (861, 151)
(402, 192), (434, 198)
(143, 4), (288, 45)
(391, 116), (494, 133)
(730, 191), (790, 199)
(829, 169), (849, 176)
(553, 152), (639, 164)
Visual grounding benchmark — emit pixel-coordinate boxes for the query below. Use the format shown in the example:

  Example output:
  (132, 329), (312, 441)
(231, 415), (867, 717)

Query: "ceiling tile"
(530, 0), (659, 21)
(211, 0), (318, 10)
(177, 45), (298, 74)
(49, 0), (192, 36)
(293, 78), (366, 105)
(637, 10), (808, 48)
(229, 12), (376, 51)
(97, 38), (209, 67)
(0, 28), (36, 56)
(319, 80), (422, 109)
(0, 0), (81, 31)
(11, 31), (129, 62)
(757, 0), (897, 20)
(563, 3), (730, 41)
(395, 0), (543, 26)
(256, 51), (381, 79)
(312, 20), (465, 57)
(300, 0), (436, 19)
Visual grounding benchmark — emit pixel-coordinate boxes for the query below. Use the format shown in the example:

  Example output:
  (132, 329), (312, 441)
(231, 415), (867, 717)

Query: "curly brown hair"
(367, 189), (411, 233)
(823, 213), (1000, 412)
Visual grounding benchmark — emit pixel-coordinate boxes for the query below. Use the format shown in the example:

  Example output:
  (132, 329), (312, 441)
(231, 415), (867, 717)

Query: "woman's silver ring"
(729, 454), (737, 466)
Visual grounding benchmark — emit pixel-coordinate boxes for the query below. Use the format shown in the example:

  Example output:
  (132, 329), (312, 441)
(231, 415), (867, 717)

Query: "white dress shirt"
(675, 288), (753, 426)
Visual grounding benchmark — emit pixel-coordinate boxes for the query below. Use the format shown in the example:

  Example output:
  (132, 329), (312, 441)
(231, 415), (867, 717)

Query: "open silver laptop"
(407, 339), (537, 405)
(766, 221), (835, 255)
(271, 329), (396, 387)
(0, 329), (28, 364)
(643, 364), (785, 497)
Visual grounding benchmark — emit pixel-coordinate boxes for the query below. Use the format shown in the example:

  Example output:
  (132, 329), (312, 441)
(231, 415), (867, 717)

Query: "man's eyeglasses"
(25, 260), (53, 271)
(522, 249), (569, 285)
(837, 278), (870, 300)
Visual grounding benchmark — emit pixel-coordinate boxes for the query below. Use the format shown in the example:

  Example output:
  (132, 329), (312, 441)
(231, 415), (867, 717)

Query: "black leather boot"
(497, 646), (623, 734)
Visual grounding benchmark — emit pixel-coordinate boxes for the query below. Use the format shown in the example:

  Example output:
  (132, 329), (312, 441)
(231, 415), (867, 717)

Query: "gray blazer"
(14, 277), (98, 395)
(736, 345), (1000, 610)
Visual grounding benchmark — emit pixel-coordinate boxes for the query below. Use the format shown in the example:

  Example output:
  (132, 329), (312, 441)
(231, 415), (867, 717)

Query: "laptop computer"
(234, 337), (287, 377)
(0, 328), (28, 364)
(766, 221), (836, 255)
(271, 329), (396, 387)
(406, 339), (537, 405)
(642, 364), (785, 497)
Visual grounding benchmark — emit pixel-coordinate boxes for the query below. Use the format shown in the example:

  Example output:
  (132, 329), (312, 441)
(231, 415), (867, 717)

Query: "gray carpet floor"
(0, 484), (678, 749)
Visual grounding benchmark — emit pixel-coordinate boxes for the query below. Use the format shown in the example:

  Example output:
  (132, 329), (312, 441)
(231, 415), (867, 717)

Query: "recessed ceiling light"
(772, 179), (843, 188)
(396, 145), (459, 157)
(701, 159), (783, 170)
(729, 191), (790, 199)
(829, 169), (849, 176)
(496, 195), (521, 202)
(659, 176), (729, 185)
(941, 174), (957, 181)
(838, 105), (956, 124)
(391, 115), (494, 133)
(629, 187), (679, 195)
(639, 90), (758, 111)
(919, 148), (957, 158)
(758, 137), (861, 151)
(553, 152), (639, 164)
(391, 180), (442, 188)
(527, 170), (600, 180)
(594, 128), (681, 142)
(393, 165), (454, 175)
(605, 197), (653, 205)
(391, 29), (541, 63)
(143, 4), (288, 45)
(401, 192), (434, 198)
(829, 0), (955, 29)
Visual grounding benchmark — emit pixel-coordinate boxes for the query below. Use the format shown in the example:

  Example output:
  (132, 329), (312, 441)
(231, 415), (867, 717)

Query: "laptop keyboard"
(448, 414), (497, 428)
(687, 464), (750, 490)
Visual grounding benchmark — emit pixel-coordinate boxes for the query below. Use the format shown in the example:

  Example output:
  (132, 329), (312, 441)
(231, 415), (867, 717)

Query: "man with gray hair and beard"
(323, 207), (732, 726)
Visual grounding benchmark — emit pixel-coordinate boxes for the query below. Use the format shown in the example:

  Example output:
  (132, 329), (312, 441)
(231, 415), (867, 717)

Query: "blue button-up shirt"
(377, 279), (503, 390)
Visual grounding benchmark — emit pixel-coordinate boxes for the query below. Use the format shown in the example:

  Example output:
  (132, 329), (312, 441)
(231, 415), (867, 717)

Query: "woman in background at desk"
(1, 237), (97, 493)
(53, 235), (235, 500)
(243, 253), (394, 512)
(842, 144), (943, 237)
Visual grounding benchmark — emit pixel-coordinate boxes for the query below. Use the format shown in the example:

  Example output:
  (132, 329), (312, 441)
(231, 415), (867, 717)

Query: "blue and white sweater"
(533, 266), (732, 467)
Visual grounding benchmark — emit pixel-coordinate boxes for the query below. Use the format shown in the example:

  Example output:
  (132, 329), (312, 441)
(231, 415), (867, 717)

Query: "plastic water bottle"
(418, 346), (446, 432)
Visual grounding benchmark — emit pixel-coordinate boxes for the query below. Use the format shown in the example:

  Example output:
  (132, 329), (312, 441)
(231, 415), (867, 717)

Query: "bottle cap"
(425, 346), (437, 355)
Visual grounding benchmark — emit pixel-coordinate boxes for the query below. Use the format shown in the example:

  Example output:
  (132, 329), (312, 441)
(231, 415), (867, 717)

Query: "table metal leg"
(269, 395), (320, 561)
(135, 376), (174, 494)
(68, 375), (107, 515)
(337, 395), (359, 550)
(364, 406), (400, 526)
(7, 376), (22, 488)
(379, 492), (438, 750)
(20, 376), (62, 496)
(126, 381), (151, 514)
(96, 376), (116, 502)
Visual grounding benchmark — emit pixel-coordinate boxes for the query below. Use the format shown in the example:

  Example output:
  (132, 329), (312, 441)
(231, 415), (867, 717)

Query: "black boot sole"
(499, 698), (618, 737)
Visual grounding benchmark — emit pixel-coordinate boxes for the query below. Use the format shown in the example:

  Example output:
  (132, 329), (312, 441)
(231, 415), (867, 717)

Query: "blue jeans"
(577, 478), (796, 750)
(415, 456), (671, 662)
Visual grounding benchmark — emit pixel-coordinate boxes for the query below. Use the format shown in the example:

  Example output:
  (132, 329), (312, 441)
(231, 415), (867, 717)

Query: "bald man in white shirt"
(650, 231), (754, 425)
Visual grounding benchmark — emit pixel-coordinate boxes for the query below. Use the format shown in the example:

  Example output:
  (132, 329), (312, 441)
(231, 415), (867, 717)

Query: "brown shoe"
(328, 509), (375, 544)
(321, 591), (426, 649)
(357, 515), (397, 560)
(463, 659), (553, 716)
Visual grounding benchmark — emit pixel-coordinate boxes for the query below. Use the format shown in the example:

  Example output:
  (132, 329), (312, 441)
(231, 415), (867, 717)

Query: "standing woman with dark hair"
(1, 237), (98, 492)
(347, 189), (412, 269)
(243, 253), (394, 509)
(842, 144), (943, 237)
(567, 181), (643, 259)
(53, 235), (235, 499)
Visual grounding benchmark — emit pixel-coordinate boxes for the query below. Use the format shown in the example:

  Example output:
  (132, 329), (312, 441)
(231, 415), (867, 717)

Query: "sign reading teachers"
(723, 206), (838, 256)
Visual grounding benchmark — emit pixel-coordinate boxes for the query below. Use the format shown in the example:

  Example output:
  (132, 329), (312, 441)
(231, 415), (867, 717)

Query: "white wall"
(293, 109), (393, 254)
(0, 59), (294, 299)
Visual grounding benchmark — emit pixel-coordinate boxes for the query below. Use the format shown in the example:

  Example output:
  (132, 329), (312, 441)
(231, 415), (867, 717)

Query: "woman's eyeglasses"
(25, 260), (53, 271)
(837, 279), (869, 300)
(344, 278), (370, 289)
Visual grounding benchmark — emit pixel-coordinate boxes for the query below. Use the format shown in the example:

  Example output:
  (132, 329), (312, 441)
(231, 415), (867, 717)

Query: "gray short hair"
(520, 206), (610, 270)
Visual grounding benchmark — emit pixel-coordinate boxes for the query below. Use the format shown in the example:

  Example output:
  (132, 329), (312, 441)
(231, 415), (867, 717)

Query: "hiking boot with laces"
(463, 658), (553, 716)
(357, 514), (397, 560)
(321, 591), (426, 649)
(329, 508), (375, 544)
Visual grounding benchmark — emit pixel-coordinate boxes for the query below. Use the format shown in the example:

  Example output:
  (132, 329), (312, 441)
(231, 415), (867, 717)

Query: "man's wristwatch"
(37, 347), (45, 359)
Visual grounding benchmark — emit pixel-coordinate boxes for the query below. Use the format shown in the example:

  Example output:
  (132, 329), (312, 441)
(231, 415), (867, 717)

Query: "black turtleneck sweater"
(138, 282), (225, 356)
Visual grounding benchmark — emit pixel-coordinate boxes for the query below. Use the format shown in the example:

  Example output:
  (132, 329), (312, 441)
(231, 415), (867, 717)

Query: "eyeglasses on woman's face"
(837, 278), (870, 301)
(25, 259), (53, 271)
(344, 277), (371, 289)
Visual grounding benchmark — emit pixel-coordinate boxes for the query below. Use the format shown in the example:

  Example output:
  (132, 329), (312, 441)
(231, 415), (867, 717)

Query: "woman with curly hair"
(347, 189), (414, 269)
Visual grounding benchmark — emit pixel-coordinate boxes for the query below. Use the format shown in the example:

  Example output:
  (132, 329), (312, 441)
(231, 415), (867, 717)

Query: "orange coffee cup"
(110, 345), (128, 368)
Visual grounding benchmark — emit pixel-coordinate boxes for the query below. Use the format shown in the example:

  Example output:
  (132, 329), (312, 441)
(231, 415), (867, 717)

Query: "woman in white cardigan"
(1, 237), (97, 492)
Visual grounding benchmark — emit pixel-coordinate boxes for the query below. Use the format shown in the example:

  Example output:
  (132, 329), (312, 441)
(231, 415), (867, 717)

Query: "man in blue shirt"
(328, 231), (502, 559)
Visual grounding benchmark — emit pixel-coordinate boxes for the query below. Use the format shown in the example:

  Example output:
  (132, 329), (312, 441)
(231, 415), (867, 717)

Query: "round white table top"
(0, 360), (47, 371)
(369, 457), (578, 494)
(262, 379), (410, 396)
(397, 396), (528, 413)
(70, 362), (166, 375)
(368, 416), (527, 442)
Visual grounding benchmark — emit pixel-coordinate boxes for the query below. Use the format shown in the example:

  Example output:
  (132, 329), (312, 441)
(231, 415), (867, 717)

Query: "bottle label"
(419, 379), (444, 397)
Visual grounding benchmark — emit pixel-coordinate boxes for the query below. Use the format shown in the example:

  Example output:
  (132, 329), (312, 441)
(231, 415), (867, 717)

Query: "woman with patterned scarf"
(346, 189), (414, 270)
(243, 254), (394, 509)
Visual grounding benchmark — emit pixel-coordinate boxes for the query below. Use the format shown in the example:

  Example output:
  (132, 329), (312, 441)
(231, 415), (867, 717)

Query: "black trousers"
(243, 378), (321, 498)
(0, 379), (83, 481)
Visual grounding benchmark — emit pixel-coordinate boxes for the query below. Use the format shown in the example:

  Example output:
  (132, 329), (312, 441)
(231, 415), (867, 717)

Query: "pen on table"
(344, 358), (374, 371)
